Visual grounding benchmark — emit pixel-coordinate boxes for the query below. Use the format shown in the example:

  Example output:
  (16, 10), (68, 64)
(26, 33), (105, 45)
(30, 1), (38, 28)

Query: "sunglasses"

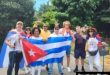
(43, 26), (48, 27)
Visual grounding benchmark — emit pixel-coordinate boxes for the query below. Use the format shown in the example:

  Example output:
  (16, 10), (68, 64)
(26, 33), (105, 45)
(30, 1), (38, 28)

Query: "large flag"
(25, 35), (72, 67)
(0, 30), (24, 68)
(21, 39), (47, 65)
(0, 30), (72, 67)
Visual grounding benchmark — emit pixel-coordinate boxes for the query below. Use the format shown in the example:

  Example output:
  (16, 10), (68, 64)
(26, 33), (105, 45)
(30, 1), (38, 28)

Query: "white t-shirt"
(7, 31), (22, 52)
(59, 28), (71, 37)
(87, 37), (98, 51)
(30, 36), (42, 40)
(49, 33), (63, 37)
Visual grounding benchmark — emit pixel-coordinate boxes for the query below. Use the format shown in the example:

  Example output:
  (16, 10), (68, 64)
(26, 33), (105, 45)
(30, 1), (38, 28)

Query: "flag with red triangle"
(21, 39), (47, 65)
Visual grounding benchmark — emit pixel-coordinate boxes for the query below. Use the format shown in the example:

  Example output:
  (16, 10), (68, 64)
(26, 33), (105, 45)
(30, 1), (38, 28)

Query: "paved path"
(0, 54), (110, 75)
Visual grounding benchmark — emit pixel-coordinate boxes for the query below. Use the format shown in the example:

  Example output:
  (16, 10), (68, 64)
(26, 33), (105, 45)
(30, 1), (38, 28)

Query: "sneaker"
(73, 67), (78, 72)
(82, 67), (85, 72)
(67, 67), (71, 72)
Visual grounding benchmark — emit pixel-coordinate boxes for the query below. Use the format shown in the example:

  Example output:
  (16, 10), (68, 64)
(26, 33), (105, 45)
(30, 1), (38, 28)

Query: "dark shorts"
(74, 49), (86, 59)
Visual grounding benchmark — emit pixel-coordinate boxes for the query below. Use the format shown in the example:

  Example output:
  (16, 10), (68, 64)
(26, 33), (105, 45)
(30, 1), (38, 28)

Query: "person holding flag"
(28, 27), (43, 75)
(40, 24), (51, 71)
(5, 21), (24, 75)
(20, 27), (47, 75)
(48, 25), (64, 75)
(24, 27), (32, 74)
(59, 21), (74, 72)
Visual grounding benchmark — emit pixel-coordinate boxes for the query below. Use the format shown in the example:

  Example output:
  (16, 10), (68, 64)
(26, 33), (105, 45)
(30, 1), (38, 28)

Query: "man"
(74, 26), (86, 72)
(40, 24), (51, 41)
(40, 24), (51, 70)
(48, 25), (64, 75)
(5, 21), (24, 75)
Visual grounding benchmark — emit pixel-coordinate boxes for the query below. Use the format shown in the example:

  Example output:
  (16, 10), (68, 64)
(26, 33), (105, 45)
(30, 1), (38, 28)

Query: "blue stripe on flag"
(47, 36), (72, 44)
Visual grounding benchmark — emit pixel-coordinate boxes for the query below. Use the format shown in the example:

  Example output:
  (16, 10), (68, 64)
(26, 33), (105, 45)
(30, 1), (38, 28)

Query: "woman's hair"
(25, 27), (31, 34)
(87, 28), (96, 39)
(54, 24), (59, 30)
(63, 21), (72, 29)
(31, 27), (41, 35)
(16, 21), (23, 26)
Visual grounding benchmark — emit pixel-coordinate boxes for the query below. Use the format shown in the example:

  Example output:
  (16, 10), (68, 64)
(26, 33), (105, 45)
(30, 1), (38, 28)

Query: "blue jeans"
(7, 51), (23, 75)
(48, 63), (63, 75)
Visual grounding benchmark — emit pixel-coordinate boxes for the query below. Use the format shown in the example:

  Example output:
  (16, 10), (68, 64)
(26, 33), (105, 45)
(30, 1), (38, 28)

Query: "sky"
(34, 0), (49, 10)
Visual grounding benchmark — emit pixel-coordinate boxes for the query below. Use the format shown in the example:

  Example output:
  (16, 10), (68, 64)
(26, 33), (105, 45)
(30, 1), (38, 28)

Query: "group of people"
(5, 20), (106, 75)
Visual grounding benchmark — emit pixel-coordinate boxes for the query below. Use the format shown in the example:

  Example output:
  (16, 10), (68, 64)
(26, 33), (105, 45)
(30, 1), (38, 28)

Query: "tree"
(0, 0), (35, 46)
(51, 0), (110, 37)
(51, 0), (103, 26)
(35, 2), (69, 29)
(94, 0), (110, 37)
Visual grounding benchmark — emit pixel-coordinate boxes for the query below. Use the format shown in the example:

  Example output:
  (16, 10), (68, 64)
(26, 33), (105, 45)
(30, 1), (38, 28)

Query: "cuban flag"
(0, 30), (72, 67)
(21, 39), (47, 66)
(23, 35), (72, 66)
(0, 30), (24, 68)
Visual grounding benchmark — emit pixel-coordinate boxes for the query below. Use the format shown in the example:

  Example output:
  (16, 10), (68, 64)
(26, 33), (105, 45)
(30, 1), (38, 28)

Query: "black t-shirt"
(74, 33), (86, 50)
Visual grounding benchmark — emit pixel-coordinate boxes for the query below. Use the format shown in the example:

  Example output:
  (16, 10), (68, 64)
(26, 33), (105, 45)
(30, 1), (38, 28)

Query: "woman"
(85, 28), (102, 72)
(5, 21), (24, 75)
(29, 27), (42, 75)
(59, 21), (74, 72)
(24, 27), (32, 74)
(24, 27), (31, 38)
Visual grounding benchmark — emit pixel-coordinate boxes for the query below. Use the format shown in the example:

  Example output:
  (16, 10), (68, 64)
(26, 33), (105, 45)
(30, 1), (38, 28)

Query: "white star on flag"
(28, 49), (36, 57)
